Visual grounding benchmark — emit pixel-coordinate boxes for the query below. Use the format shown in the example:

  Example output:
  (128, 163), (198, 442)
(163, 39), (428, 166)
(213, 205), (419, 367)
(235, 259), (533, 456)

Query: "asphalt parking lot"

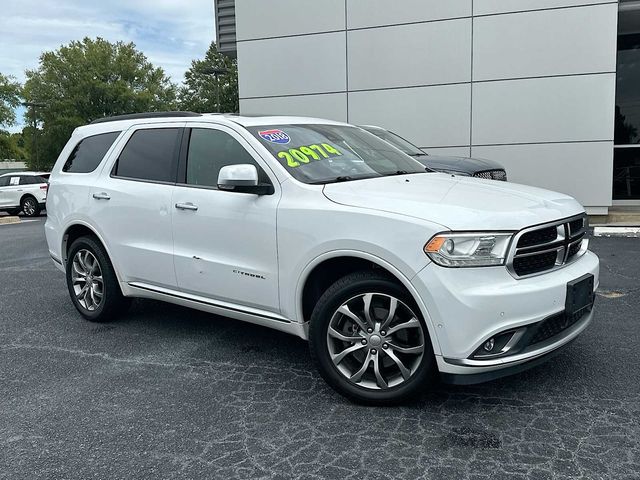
(1, 218), (639, 480)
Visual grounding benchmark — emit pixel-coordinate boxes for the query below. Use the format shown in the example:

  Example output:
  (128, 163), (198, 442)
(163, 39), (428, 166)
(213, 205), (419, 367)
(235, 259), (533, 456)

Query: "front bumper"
(411, 250), (599, 377)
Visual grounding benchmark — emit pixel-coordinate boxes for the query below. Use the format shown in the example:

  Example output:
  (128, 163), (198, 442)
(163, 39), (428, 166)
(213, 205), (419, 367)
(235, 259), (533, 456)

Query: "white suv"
(45, 113), (598, 404)
(0, 171), (49, 216)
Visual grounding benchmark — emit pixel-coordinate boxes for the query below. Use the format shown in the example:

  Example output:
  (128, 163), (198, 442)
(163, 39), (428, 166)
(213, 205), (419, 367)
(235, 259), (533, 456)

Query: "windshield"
(247, 124), (426, 184)
(360, 127), (425, 156)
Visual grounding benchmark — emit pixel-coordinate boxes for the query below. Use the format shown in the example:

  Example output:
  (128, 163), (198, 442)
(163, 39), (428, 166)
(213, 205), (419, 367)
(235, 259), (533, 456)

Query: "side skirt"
(123, 281), (308, 340)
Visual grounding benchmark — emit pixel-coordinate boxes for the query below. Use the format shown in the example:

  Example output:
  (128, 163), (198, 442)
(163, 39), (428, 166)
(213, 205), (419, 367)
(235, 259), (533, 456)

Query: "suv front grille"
(473, 169), (507, 181)
(508, 214), (588, 278)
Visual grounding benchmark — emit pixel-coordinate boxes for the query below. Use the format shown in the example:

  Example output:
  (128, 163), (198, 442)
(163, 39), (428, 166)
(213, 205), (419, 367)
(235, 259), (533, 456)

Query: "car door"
(3, 175), (23, 208)
(93, 124), (183, 289)
(171, 124), (280, 312)
(0, 176), (10, 207)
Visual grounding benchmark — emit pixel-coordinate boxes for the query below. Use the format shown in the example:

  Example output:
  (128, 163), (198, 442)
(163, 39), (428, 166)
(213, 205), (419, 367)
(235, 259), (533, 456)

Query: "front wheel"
(66, 236), (130, 322)
(309, 271), (435, 405)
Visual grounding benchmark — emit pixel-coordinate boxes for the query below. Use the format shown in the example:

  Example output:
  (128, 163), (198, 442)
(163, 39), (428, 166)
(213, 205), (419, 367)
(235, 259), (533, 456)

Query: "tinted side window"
(186, 129), (269, 188)
(63, 131), (121, 173)
(115, 128), (181, 183)
(0, 177), (9, 187)
(19, 176), (36, 185)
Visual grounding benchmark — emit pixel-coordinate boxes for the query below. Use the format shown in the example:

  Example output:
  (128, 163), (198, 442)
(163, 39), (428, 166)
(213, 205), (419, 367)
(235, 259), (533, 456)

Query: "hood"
(322, 173), (584, 231)
(414, 154), (504, 174)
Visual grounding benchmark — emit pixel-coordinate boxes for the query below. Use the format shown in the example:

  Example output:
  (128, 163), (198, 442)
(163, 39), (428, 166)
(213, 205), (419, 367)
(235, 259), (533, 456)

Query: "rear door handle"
(92, 192), (111, 200)
(175, 202), (198, 211)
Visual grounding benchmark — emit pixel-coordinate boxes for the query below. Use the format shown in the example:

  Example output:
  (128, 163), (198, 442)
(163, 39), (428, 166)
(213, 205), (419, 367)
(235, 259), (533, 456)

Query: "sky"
(0, 0), (216, 132)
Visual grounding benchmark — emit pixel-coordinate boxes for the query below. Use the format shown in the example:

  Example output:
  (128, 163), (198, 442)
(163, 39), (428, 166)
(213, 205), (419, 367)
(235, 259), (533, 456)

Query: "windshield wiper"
(310, 175), (378, 185)
(383, 170), (422, 177)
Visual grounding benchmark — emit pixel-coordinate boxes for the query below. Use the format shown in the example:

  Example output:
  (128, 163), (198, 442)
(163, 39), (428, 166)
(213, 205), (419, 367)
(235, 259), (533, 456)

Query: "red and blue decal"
(258, 129), (291, 144)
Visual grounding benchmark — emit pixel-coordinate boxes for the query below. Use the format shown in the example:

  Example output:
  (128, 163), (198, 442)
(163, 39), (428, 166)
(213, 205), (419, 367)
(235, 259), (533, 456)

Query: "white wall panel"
(347, 0), (471, 29)
(238, 33), (346, 98)
(472, 74), (616, 145)
(240, 94), (348, 122)
(349, 84), (471, 148)
(348, 19), (471, 90)
(472, 142), (613, 207)
(474, 0), (616, 16)
(473, 4), (617, 81)
(236, 0), (345, 41)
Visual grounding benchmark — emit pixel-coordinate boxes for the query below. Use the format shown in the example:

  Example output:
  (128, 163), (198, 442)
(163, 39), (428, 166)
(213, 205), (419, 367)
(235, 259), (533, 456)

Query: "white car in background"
(0, 171), (49, 217)
(45, 113), (598, 404)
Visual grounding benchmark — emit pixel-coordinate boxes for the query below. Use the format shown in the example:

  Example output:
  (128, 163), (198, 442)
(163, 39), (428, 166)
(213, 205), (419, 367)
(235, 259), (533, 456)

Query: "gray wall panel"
(240, 94), (348, 122)
(472, 74), (616, 145)
(421, 146), (472, 157)
(349, 84), (471, 148)
(472, 142), (614, 207)
(474, 0), (616, 16)
(236, 0), (345, 41)
(347, 0), (471, 29)
(473, 4), (618, 81)
(348, 19), (471, 90)
(238, 33), (346, 98)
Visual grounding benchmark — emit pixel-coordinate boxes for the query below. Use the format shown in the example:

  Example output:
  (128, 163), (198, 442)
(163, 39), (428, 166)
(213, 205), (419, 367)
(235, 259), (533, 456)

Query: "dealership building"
(215, 0), (640, 214)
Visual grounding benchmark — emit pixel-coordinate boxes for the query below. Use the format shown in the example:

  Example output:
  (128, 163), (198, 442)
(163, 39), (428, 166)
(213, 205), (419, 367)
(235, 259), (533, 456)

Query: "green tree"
(0, 130), (25, 160)
(22, 37), (177, 169)
(0, 73), (22, 128)
(179, 42), (238, 113)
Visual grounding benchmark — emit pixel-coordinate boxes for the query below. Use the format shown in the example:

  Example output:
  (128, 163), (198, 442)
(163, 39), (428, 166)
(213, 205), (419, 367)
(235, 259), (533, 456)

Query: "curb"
(0, 216), (20, 225)
(593, 226), (640, 238)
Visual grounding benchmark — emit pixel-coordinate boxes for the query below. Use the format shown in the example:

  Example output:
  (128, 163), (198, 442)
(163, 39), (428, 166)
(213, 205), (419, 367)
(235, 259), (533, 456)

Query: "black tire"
(20, 196), (40, 217)
(66, 236), (131, 322)
(309, 270), (435, 405)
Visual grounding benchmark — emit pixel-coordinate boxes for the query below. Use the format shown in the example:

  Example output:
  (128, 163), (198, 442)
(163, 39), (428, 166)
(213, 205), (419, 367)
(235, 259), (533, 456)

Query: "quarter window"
(63, 131), (121, 173)
(185, 128), (269, 188)
(114, 128), (181, 183)
(0, 177), (9, 187)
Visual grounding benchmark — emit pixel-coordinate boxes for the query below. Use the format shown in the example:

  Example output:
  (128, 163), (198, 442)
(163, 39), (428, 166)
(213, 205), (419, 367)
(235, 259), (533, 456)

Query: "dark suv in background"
(361, 125), (507, 181)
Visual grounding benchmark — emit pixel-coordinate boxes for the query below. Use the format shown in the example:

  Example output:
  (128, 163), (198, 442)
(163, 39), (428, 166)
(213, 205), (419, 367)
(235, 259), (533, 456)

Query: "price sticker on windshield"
(277, 144), (342, 168)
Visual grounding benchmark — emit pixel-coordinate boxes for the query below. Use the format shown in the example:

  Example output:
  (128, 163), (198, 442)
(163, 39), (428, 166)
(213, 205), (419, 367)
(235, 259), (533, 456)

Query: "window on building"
(614, 4), (640, 199)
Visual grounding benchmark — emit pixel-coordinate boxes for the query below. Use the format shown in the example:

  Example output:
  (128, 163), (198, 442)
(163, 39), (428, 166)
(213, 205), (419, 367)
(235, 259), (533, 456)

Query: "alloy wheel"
(23, 198), (36, 216)
(327, 293), (425, 390)
(71, 249), (104, 311)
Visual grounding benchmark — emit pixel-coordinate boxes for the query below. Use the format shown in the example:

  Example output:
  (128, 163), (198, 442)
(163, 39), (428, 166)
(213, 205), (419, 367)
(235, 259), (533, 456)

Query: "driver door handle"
(92, 192), (111, 200)
(175, 202), (198, 211)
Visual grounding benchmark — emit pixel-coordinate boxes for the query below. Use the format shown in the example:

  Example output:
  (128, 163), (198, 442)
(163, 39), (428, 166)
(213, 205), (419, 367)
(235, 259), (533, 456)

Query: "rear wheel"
(66, 236), (130, 322)
(21, 196), (40, 217)
(309, 271), (435, 405)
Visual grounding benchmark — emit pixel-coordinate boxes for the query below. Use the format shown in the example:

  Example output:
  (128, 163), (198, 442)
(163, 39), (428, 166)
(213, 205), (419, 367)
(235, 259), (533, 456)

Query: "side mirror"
(217, 164), (273, 195)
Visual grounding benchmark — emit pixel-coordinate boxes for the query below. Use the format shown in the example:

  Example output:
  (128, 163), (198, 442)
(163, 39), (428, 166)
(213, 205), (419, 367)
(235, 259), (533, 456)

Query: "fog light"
(483, 338), (495, 352)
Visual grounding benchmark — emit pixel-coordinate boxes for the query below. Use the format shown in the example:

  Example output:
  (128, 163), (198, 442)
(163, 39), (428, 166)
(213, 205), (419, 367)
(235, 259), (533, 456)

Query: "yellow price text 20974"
(277, 144), (342, 168)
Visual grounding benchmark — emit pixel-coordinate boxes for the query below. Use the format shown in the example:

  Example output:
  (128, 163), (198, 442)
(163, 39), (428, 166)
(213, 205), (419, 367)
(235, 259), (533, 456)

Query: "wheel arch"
(61, 221), (123, 283)
(296, 250), (442, 355)
(19, 193), (38, 207)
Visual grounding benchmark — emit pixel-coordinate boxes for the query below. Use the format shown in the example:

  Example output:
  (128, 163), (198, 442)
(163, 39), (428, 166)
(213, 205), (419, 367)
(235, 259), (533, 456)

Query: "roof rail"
(89, 111), (202, 124)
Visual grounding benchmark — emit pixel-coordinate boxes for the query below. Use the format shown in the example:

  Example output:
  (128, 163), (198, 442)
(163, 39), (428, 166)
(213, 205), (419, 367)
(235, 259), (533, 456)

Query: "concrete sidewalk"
(590, 206), (640, 226)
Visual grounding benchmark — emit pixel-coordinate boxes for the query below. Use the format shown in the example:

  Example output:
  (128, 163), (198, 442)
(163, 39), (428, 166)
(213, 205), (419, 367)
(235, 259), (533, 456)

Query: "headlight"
(437, 169), (471, 176)
(424, 232), (513, 267)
